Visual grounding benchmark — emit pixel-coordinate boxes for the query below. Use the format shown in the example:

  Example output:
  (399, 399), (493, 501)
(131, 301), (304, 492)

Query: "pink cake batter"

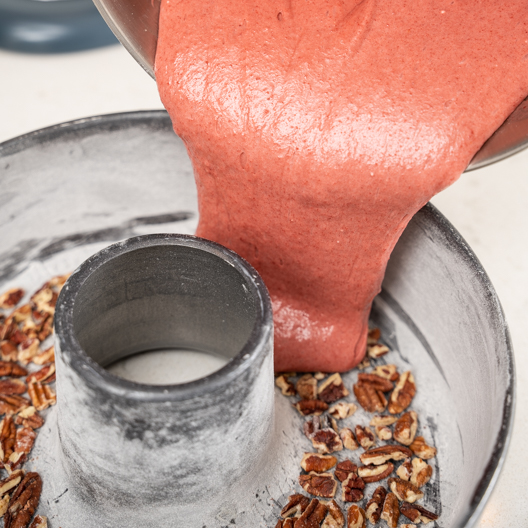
(155, 0), (528, 372)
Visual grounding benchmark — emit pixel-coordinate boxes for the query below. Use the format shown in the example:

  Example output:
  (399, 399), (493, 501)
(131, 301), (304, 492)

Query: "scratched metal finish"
(0, 112), (513, 527)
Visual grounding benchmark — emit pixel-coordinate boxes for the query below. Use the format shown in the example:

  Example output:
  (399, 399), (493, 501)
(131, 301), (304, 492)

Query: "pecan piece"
(355, 426), (375, 449)
(0, 380), (26, 396)
(357, 373), (394, 392)
(0, 395), (30, 416)
(410, 436), (437, 459)
(396, 458), (413, 481)
(388, 371), (416, 414)
(0, 470), (24, 497)
(7, 427), (37, 471)
(393, 411), (418, 446)
(0, 494), (9, 518)
(37, 318), (53, 342)
(341, 474), (365, 502)
(321, 499), (344, 528)
(380, 492), (399, 528)
(30, 287), (56, 315)
(0, 342), (18, 363)
(299, 473), (337, 498)
(311, 429), (343, 454)
(0, 362), (27, 378)
(10, 306), (31, 325)
(367, 344), (389, 359)
(346, 505), (365, 528)
(281, 493), (311, 518)
(328, 403), (357, 420)
(0, 416), (16, 465)
(334, 460), (357, 482)
(369, 415), (397, 427)
(296, 375), (318, 400)
(313, 372), (326, 381)
(27, 381), (56, 412)
(0, 290), (24, 310)
(374, 425), (392, 441)
(339, 428), (359, 451)
(26, 364), (55, 385)
(48, 273), (70, 290)
(372, 364), (399, 382)
(367, 328), (381, 344)
(357, 357), (370, 370)
(304, 416), (320, 439)
(295, 400), (329, 416)
(29, 516), (47, 528)
(360, 445), (412, 466)
(387, 477), (424, 503)
(294, 498), (328, 528)
(276, 375), (296, 396)
(4, 472), (42, 528)
(17, 339), (40, 366)
(410, 458), (433, 487)
(32, 346), (55, 366)
(357, 463), (394, 483)
(318, 374), (349, 404)
(15, 407), (44, 430)
(353, 382), (387, 413)
(301, 453), (337, 473)
(365, 486), (387, 524)
(400, 502), (439, 524)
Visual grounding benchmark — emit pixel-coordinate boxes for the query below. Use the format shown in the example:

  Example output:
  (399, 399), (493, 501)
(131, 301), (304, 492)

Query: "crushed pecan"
(409, 436), (437, 459)
(29, 515), (47, 528)
(299, 473), (337, 498)
(328, 403), (357, 420)
(365, 486), (387, 524)
(318, 374), (349, 404)
(410, 457), (433, 487)
(357, 463), (394, 483)
(0, 289), (25, 310)
(311, 429), (343, 454)
(281, 494), (311, 518)
(339, 428), (359, 451)
(374, 425), (392, 441)
(372, 364), (399, 382)
(0, 379), (26, 396)
(359, 445), (412, 466)
(276, 375), (296, 396)
(321, 499), (344, 528)
(346, 505), (366, 528)
(0, 361), (27, 378)
(27, 382), (56, 412)
(353, 382), (387, 413)
(393, 411), (418, 446)
(14, 407), (44, 430)
(388, 371), (416, 414)
(294, 498), (328, 528)
(296, 374), (318, 400)
(380, 492), (399, 528)
(295, 400), (329, 416)
(334, 460), (357, 482)
(387, 477), (424, 503)
(367, 344), (389, 359)
(341, 473), (365, 502)
(354, 426), (375, 449)
(4, 472), (42, 528)
(301, 453), (337, 473)
(400, 502), (439, 524)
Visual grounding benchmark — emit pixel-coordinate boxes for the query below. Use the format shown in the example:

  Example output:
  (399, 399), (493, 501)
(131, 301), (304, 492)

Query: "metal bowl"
(0, 111), (514, 528)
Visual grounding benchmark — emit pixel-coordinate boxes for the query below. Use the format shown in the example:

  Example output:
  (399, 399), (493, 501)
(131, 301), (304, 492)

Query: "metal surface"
(0, 111), (515, 527)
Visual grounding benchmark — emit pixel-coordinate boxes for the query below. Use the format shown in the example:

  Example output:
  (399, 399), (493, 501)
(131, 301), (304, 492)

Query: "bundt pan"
(0, 111), (513, 527)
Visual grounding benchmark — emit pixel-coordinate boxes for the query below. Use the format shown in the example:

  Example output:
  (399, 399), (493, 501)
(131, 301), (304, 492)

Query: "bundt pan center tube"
(53, 234), (275, 525)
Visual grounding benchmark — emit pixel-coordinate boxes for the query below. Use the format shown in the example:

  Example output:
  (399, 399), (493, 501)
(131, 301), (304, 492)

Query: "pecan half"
(400, 502), (439, 524)
(311, 429), (343, 454)
(357, 373), (393, 392)
(396, 458), (412, 481)
(393, 411), (418, 446)
(342, 474), (365, 502)
(29, 515), (47, 528)
(388, 371), (416, 414)
(296, 375), (318, 400)
(26, 364), (55, 385)
(374, 425), (392, 441)
(355, 426), (375, 449)
(339, 428), (359, 451)
(321, 499), (344, 528)
(387, 477), (424, 503)
(301, 453), (337, 473)
(0, 395), (30, 416)
(7, 427), (37, 471)
(0, 290), (24, 310)
(346, 505), (366, 528)
(27, 381), (56, 412)
(32, 346), (55, 366)
(334, 460), (357, 482)
(4, 472), (42, 528)
(328, 403), (357, 420)
(281, 494), (311, 518)
(357, 463), (394, 483)
(367, 344), (389, 359)
(410, 458), (433, 487)
(0, 416), (16, 465)
(15, 408), (44, 430)
(318, 374), (349, 404)
(372, 364), (399, 382)
(295, 400), (329, 416)
(0, 379), (26, 396)
(299, 473), (337, 498)
(0, 362), (27, 378)
(294, 498), (328, 528)
(275, 375), (296, 396)
(360, 445), (412, 466)
(380, 492), (399, 528)
(410, 436), (437, 459)
(0, 470), (24, 497)
(353, 382), (387, 413)
(369, 415), (397, 427)
(365, 486), (387, 524)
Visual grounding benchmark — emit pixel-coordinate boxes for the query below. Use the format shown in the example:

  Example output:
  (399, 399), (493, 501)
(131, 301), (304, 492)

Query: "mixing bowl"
(0, 111), (513, 527)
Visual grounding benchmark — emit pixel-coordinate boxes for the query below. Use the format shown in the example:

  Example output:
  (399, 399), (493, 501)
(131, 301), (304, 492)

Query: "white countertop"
(1, 44), (527, 528)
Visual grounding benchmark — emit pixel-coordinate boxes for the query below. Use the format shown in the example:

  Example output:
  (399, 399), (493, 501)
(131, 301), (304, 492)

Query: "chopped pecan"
(0, 395), (30, 416)
(26, 364), (55, 385)
(282, 519), (295, 528)
(294, 498), (328, 528)
(0, 290), (24, 310)
(357, 463), (394, 483)
(365, 486), (387, 524)
(359, 445), (412, 466)
(396, 458), (413, 481)
(353, 382), (387, 413)
(357, 373), (393, 392)
(281, 494), (311, 518)
(410, 436), (437, 459)
(29, 515), (47, 528)
(0, 494), (9, 518)
(380, 492), (399, 528)
(0, 342), (18, 363)
(299, 473), (337, 498)
(37, 318), (53, 342)
(48, 273), (70, 290)
(276, 375), (296, 396)
(30, 287), (56, 315)
(27, 381), (56, 412)
(367, 344), (389, 359)
(369, 415), (397, 427)
(393, 411), (418, 446)
(357, 357), (370, 370)
(355, 426), (375, 449)
(0, 415), (16, 465)
(4, 472), (42, 528)
(10, 306), (31, 324)
(328, 403), (357, 420)
(341, 474), (365, 502)
(17, 339), (40, 366)
(400, 502), (439, 524)
(15, 407), (44, 430)
(329, 417), (339, 433)
(311, 429), (343, 454)
(374, 425), (392, 441)
(387, 477), (424, 503)
(301, 453), (337, 473)
(367, 328), (381, 345)
(7, 427), (37, 471)
(0, 361), (27, 378)
(296, 375), (318, 400)
(303, 417), (320, 439)
(372, 364), (399, 382)
(0, 470), (24, 497)
(318, 374), (349, 404)
(346, 505), (366, 528)
(339, 428), (359, 451)
(322, 499), (344, 528)
(0, 379), (26, 396)
(388, 371), (416, 414)
(32, 346), (55, 366)
(314, 372), (326, 381)
(410, 458), (433, 487)
(334, 460), (357, 482)
(295, 400), (329, 416)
